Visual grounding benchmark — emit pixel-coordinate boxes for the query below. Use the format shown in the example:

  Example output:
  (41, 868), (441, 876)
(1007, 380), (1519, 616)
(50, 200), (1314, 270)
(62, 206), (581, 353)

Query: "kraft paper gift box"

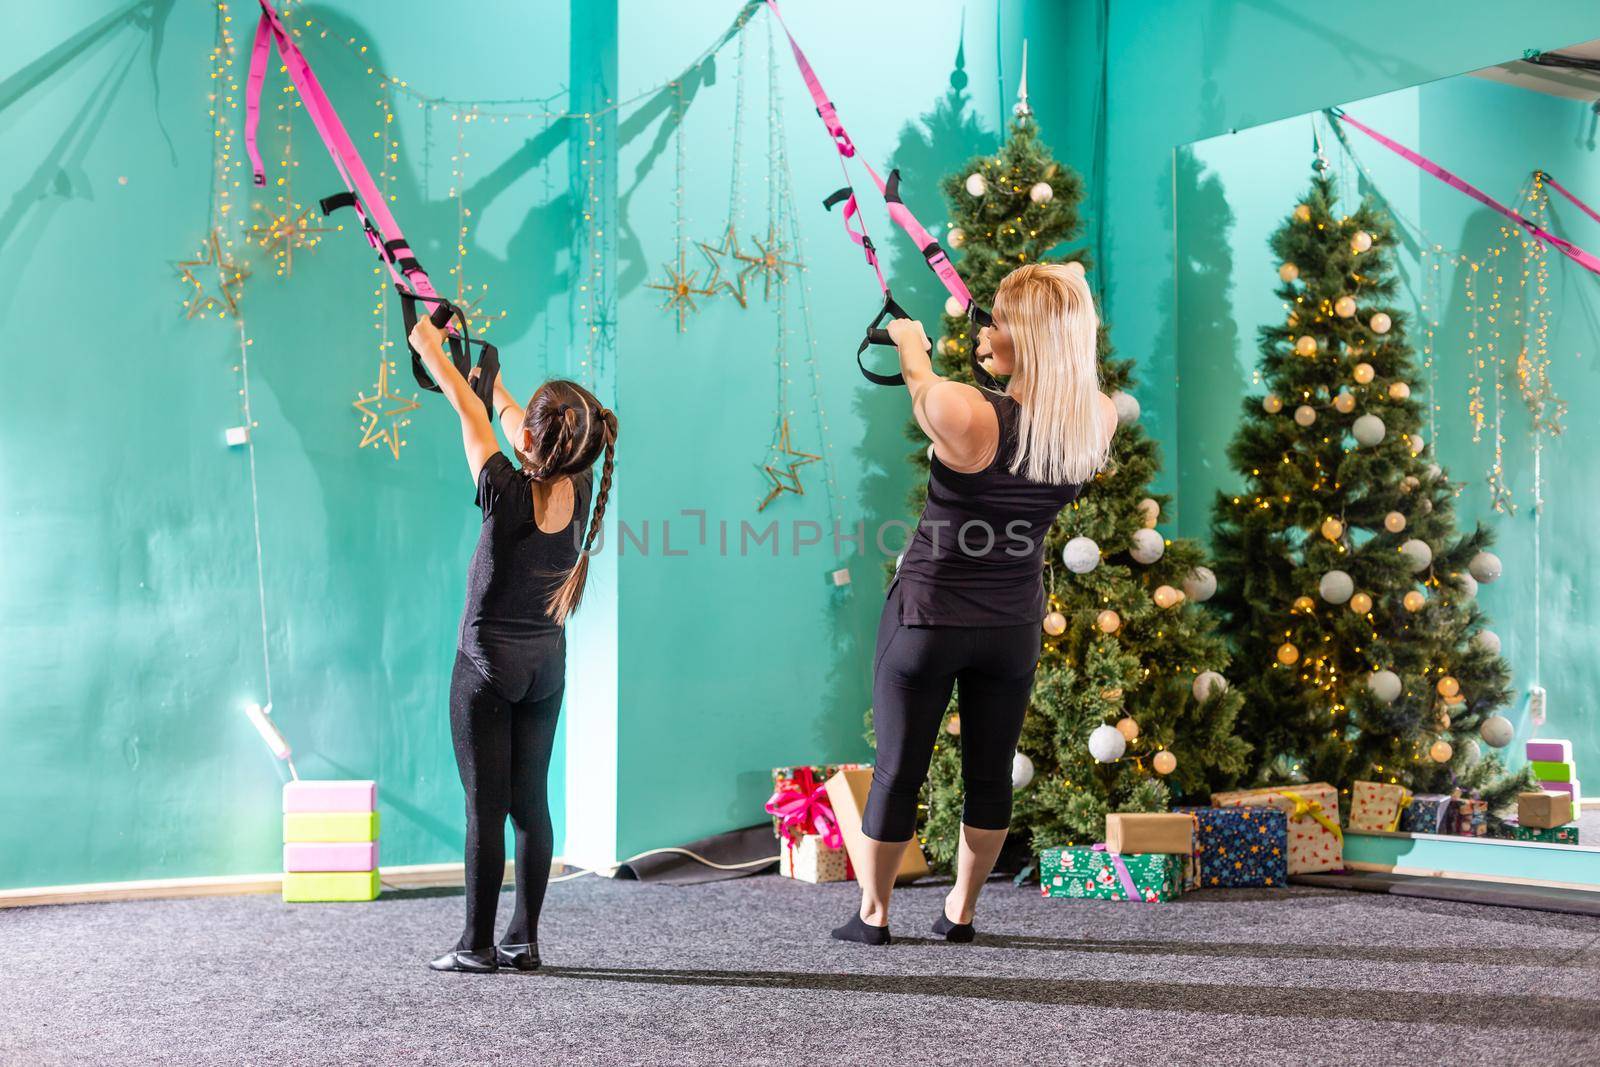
(1398, 793), (1453, 834)
(1174, 807), (1288, 888)
(1209, 781), (1343, 874)
(1450, 797), (1487, 836)
(1104, 813), (1194, 855)
(1349, 781), (1411, 832)
(1526, 739), (1574, 763)
(1517, 790), (1573, 829)
(824, 767), (929, 884)
(1038, 846), (1184, 902)
(777, 833), (852, 883)
(1510, 822), (1580, 845)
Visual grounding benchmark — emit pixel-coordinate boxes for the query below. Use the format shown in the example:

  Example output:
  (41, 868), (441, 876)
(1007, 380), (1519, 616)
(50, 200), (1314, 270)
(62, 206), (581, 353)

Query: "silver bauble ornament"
(1480, 714), (1514, 749)
(1062, 536), (1100, 574)
(1399, 538), (1433, 573)
(1193, 671), (1228, 701)
(1318, 569), (1354, 604)
(1368, 670), (1402, 703)
(1468, 551), (1502, 584)
(1029, 181), (1053, 204)
(1129, 528), (1165, 565)
(1112, 390), (1141, 425)
(1474, 629), (1501, 656)
(1011, 751), (1035, 790)
(1353, 413), (1386, 447)
(947, 226), (966, 248)
(1088, 724), (1127, 763)
(965, 172), (987, 197)
(1183, 566), (1217, 603)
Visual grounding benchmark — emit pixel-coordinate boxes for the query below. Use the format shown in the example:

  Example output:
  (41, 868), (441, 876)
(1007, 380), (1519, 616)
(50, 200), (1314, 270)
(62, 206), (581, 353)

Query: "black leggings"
(449, 650), (563, 951)
(861, 583), (1042, 842)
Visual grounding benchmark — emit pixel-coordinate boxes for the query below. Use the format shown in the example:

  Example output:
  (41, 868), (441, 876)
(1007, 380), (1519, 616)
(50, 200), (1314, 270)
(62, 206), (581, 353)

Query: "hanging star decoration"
(245, 207), (335, 277)
(352, 359), (422, 459)
(695, 224), (750, 308)
(735, 223), (802, 302)
(646, 248), (715, 332)
(756, 417), (821, 511)
(173, 227), (251, 319)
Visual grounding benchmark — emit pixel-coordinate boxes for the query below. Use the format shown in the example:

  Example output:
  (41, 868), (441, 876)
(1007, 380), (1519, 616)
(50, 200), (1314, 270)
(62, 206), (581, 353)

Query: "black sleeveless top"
(895, 392), (1084, 627)
(458, 452), (593, 701)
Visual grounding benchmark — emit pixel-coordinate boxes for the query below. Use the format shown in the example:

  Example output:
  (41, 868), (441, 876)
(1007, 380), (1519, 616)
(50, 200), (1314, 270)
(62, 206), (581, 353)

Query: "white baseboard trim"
(0, 859), (561, 910)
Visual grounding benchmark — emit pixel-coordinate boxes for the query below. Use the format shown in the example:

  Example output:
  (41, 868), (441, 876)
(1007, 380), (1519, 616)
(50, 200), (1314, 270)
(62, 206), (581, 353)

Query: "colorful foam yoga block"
(283, 841), (379, 872)
(1525, 739), (1573, 763)
(282, 779), (377, 813)
(1540, 779), (1582, 807)
(1530, 760), (1573, 783)
(282, 869), (380, 902)
(283, 811), (380, 843)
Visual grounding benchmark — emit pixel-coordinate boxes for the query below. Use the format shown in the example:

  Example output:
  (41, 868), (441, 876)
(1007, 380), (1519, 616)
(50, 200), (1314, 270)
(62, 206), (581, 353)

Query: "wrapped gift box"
(1350, 781), (1411, 832)
(1518, 790), (1573, 829)
(1450, 797), (1487, 836)
(1209, 782), (1342, 874)
(777, 833), (852, 883)
(1175, 807), (1288, 888)
(1510, 822), (1580, 846)
(1038, 846), (1184, 902)
(1104, 813), (1194, 855)
(824, 767), (929, 884)
(1399, 793), (1453, 834)
(769, 764), (867, 835)
(1526, 739), (1573, 763)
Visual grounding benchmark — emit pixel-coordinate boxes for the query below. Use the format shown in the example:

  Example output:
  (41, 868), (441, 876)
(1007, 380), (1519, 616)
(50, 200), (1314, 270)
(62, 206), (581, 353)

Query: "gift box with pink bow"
(766, 764), (867, 883)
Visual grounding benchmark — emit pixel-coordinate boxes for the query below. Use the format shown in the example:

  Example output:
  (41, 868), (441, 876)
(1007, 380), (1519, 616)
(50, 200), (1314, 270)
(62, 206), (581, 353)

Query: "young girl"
(408, 316), (616, 974)
(833, 262), (1116, 946)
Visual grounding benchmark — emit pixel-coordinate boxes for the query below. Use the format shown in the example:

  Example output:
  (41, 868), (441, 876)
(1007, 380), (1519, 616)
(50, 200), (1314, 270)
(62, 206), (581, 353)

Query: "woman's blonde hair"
(992, 262), (1108, 485)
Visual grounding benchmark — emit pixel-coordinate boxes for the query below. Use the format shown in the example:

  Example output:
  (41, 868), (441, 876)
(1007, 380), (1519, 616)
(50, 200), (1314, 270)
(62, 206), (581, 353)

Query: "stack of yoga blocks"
(1528, 739), (1581, 812)
(282, 780), (381, 902)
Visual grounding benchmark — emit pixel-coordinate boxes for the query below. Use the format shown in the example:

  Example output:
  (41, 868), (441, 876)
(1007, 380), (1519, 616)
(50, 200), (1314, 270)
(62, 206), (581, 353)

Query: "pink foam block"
(282, 780), (376, 813)
(284, 841), (379, 872)
(1526, 739), (1574, 763)
(1540, 779), (1581, 801)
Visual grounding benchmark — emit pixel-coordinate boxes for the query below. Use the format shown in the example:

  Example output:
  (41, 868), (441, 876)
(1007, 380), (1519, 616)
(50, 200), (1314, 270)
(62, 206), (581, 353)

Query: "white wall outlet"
(225, 426), (250, 447)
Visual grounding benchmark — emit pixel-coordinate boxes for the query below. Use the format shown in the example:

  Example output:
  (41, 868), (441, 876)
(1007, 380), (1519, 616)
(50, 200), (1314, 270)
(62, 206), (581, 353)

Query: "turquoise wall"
(1171, 75), (1600, 786)
(0, 0), (575, 889)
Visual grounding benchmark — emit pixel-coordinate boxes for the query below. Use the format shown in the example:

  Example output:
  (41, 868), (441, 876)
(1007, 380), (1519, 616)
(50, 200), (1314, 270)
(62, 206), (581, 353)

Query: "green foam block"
(1530, 760), (1573, 782)
(282, 870), (380, 902)
(283, 811), (380, 843)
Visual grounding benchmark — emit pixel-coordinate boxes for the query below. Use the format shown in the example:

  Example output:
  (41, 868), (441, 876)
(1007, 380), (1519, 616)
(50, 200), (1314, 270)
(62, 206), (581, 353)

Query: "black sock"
(932, 911), (975, 943)
(831, 914), (891, 946)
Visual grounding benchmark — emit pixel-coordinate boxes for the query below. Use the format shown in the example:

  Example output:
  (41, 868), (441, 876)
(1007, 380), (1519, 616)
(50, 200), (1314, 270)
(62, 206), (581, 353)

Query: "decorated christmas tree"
(911, 104), (1249, 869)
(1209, 163), (1531, 816)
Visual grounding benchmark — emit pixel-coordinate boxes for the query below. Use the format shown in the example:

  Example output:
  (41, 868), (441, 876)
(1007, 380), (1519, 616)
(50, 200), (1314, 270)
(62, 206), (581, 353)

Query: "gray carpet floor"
(4, 875), (1600, 1065)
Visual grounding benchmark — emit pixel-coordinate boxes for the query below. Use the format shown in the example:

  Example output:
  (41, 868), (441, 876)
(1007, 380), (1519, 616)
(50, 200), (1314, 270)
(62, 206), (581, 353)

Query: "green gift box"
(1512, 823), (1579, 845)
(1038, 846), (1184, 902)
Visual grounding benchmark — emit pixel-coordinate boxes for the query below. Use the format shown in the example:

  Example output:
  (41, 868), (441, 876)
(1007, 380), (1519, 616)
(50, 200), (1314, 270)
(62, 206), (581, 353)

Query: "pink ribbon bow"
(765, 768), (844, 850)
(1091, 843), (1147, 903)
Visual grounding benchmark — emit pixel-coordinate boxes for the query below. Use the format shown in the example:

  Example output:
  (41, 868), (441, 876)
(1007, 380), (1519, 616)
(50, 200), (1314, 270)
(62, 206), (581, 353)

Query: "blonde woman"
(833, 262), (1117, 946)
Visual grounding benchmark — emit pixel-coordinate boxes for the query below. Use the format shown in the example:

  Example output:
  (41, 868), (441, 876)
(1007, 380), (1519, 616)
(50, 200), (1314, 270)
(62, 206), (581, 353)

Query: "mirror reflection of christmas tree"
(914, 72), (1247, 868)
(1208, 164), (1531, 817)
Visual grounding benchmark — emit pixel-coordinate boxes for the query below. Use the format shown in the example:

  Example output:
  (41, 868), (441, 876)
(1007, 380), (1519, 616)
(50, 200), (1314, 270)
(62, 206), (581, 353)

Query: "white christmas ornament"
(1062, 536), (1100, 574)
(1029, 181), (1053, 204)
(1369, 312), (1392, 334)
(1193, 671), (1228, 701)
(1352, 230), (1373, 252)
(1426, 463), (1441, 480)
(1460, 738), (1482, 766)
(1088, 724), (1127, 763)
(947, 226), (966, 248)
(1409, 433), (1426, 456)
(1294, 405), (1317, 427)
(965, 172), (987, 197)
(1455, 572), (1478, 599)
(1474, 629), (1501, 656)
(1399, 538), (1433, 573)
(1335, 295), (1357, 318)
(1468, 551), (1502, 583)
(1112, 391), (1141, 425)
(1480, 714), (1514, 749)
(1319, 569), (1354, 604)
(1183, 566), (1217, 603)
(1011, 751), (1035, 790)
(1368, 670), (1402, 703)
(1129, 528), (1165, 565)
(944, 295), (966, 318)
(1353, 413), (1386, 447)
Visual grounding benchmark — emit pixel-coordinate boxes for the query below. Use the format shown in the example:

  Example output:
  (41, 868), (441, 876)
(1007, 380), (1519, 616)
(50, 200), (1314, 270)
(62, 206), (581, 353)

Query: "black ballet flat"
(428, 948), (499, 973)
(495, 942), (541, 971)
(830, 914), (891, 946)
(932, 911), (976, 943)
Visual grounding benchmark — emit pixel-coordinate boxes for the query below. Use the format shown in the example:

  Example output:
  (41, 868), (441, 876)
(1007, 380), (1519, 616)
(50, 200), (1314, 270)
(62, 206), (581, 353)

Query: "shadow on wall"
(1168, 145), (1242, 533)
(820, 44), (1002, 757)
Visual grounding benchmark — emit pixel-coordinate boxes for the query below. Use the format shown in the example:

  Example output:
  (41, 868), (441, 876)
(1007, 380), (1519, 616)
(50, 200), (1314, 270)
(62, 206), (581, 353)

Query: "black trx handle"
(396, 286), (498, 419)
(858, 293), (930, 386)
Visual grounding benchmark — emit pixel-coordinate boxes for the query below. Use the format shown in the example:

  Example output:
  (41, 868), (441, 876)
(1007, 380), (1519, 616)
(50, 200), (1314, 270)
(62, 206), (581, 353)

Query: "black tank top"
(895, 392), (1084, 627)
(458, 452), (593, 701)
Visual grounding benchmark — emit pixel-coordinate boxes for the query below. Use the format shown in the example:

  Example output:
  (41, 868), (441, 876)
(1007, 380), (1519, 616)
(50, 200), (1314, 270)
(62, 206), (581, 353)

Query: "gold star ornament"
(352, 359), (422, 459)
(695, 224), (750, 308)
(246, 207), (335, 277)
(735, 224), (802, 302)
(756, 417), (821, 511)
(174, 227), (251, 319)
(646, 248), (716, 332)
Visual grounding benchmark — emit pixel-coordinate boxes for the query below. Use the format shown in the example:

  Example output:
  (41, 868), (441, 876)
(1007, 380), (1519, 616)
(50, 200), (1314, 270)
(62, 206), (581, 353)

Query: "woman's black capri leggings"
(860, 582), (1043, 842)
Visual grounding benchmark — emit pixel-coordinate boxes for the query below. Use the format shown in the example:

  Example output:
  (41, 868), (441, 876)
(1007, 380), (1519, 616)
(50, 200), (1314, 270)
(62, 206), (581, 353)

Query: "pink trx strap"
(1537, 170), (1600, 230)
(764, 0), (998, 389)
(1332, 109), (1600, 278)
(243, 0), (496, 413)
